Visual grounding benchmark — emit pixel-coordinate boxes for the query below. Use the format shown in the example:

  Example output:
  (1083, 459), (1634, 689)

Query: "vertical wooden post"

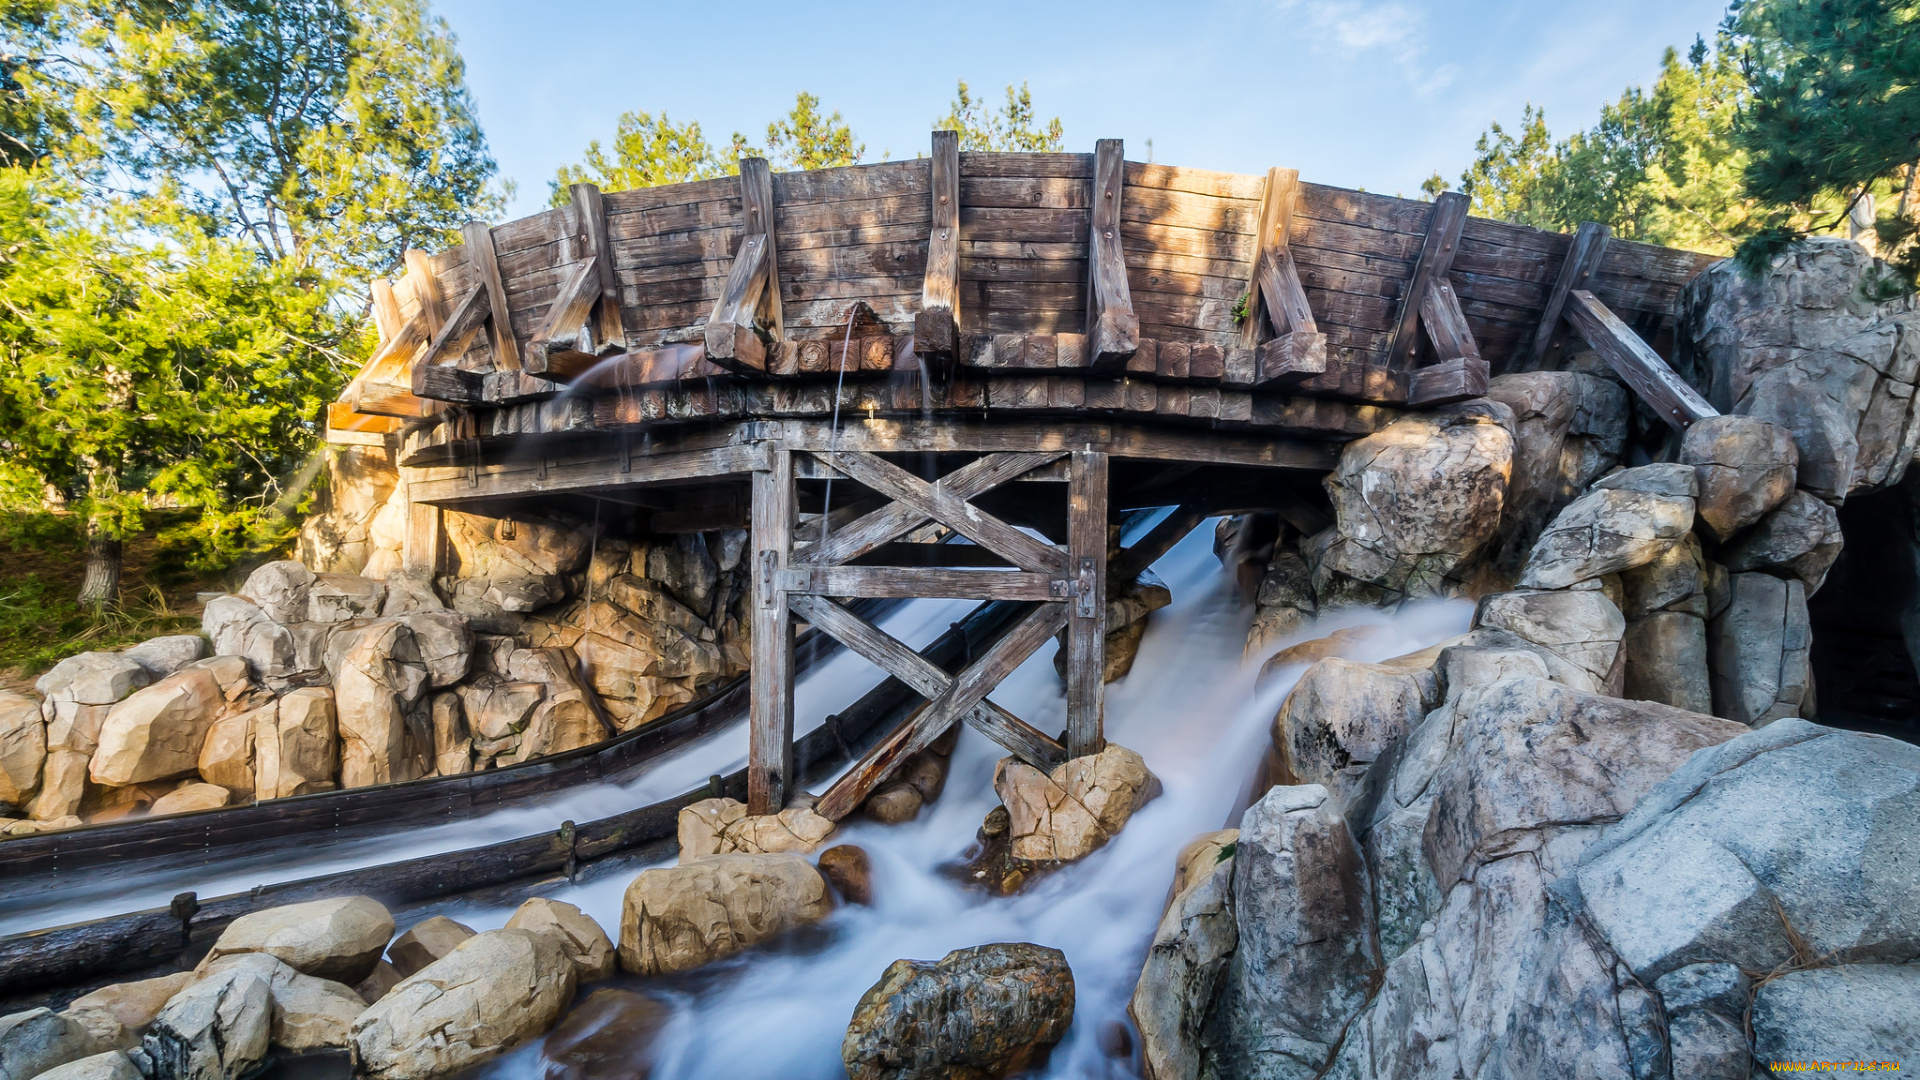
(748, 449), (796, 814)
(1065, 449), (1109, 759)
(915, 129), (962, 358)
(401, 481), (443, 575)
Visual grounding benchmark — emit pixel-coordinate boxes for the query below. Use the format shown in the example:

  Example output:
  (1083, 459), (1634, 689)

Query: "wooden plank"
(411, 360), (484, 403)
(413, 284), (490, 373)
(1256, 332), (1328, 386)
(743, 157), (782, 339)
(1407, 356), (1490, 406)
(916, 131), (961, 358)
(1065, 451), (1108, 758)
(1243, 167), (1300, 348)
(851, 542), (1012, 568)
(795, 451), (1067, 568)
(1385, 192), (1468, 371)
(815, 601), (1069, 820)
(1110, 504), (1208, 581)
(787, 594), (1065, 772)
(1419, 277), (1482, 364)
(788, 566), (1056, 600)
(570, 183), (627, 348)
(749, 450), (796, 814)
(1565, 290), (1716, 431)
(371, 279), (404, 343)
(463, 220), (520, 370)
(1086, 139), (1139, 372)
(816, 451), (1070, 575)
(1522, 221), (1610, 373)
(404, 249), (445, 340)
(527, 259), (603, 375)
(703, 159), (779, 374)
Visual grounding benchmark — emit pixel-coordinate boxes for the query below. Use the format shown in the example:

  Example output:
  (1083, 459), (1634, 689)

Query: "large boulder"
(1708, 571), (1811, 725)
(504, 899), (617, 983)
(142, 967), (271, 1080)
(1679, 415), (1800, 541)
(1483, 371), (1629, 582)
(1678, 237), (1920, 501)
(618, 853), (832, 976)
(351, 929), (577, 1080)
(58, 973), (194, 1050)
(88, 667), (225, 788)
(529, 581), (723, 730)
(426, 692), (470, 776)
(149, 783), (230, 816)
(122, 636), (208, 680)
(325, 620), (428, 788)
(0, 691), (45, 810)
(1271, 658), (1426, 801)
(297, 446), (401, 576)
(1131, 832), (1238, 1080)
(994, 744), (1156, 862)
(253, 688), (338, 800)
(202, 953), (366, 1052)
(1621, 609), (1713, 713)
(306, 573), (385, 623)
(1750, 965), (1920, 1068)
(199, 597), (297, 681)
(199, 896), (395, 985)
(0, 1009), (103, 1080)
(1472, 588), (1626, 690)
(239, 561), (316, 626)
(1202, 786), (1376, 1080)
(1721, 488), (1844, 591)
(1516, 465), (1696, 589)
(843, 943), (1074, 1080)
(386, 916), (475, 978)
(196, 699), (262, 800)
(675, 797), (835, 862)
(1316, 399), (1515, 597)
(397, 612), (472, 689)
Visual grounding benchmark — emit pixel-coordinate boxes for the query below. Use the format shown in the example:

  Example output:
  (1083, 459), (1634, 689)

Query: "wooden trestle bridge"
(328, 134), (1718, 819)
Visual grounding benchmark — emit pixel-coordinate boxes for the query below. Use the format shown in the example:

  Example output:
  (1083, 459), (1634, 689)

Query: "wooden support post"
(1238, 167), (1326, 384)
(404, 250), (444, 340)
(1242, 167), (1298, 348)
(1386, 191), (1469, 371)
(461, 220), (520, 370)
(572, 183), (626, 349)
(748, 449), (796, 814)
(1408, 277), (1489, 405)
(527, 260), (604, 378)
(401, 482), (443, 575)
(1523, 221), (1610, 373)
(706, 158), (781, 374)
(915, 130), (961, 358)
(1085, 140), (1139, 373)
(1564, 290), (1717, 431)
(370, 279), (404, 343)
(1066, 449), (1109, 758)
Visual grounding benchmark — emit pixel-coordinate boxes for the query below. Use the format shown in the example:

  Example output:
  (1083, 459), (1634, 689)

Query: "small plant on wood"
(1230, 291), (1251, 326)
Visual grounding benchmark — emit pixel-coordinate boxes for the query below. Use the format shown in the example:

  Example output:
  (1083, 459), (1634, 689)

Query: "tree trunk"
(77, 529), (122, 610)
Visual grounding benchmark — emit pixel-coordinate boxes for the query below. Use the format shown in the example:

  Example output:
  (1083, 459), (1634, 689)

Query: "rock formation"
(843, 943), (1075, 1080)
(618, 852), (833, 976)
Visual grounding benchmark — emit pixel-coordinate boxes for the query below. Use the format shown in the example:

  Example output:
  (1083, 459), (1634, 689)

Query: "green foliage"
(935, 80), (1064, 153)
(1728, 0), (1920, 282)
(549, 110), (727, 206)
(1454, 40), (1752, 252)
(18, 0), (502, 291)
(758, 91), (863, 171)
(0, 168), (350, 567)
(0, 570), (197, 675)
(1230, 291), (1250, 326)
(1215, 841), (1235, 863)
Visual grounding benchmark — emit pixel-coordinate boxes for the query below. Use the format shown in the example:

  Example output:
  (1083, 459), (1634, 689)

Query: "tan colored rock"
(350, 929), (577, 1080)
(397, 612), (472, 688)
(200, 895), (395, 985)
(0, 1009), (104, 1080)
(1258, 624), (1390, 683)
(1171, 829), (1239, 901)
(1680, 415), (1800, 541)
(505, 899), (616, 983)
(386, 916), (474, 978)
(36, 652), (151, 707)
(861, 782), (922, 824)
(88, 667), (224, 788)
(817, 845), (873, 906)
(203, 953), (366, 1052)
(1474, 588), (1627, 688)
(149, 783), (230, 816)
(903, 749), (949, 803)
(1518, 474), (1697, 590)
(253, 688), (337, 800)
(0, 691), (45, 809)
(675, 797), (836, 862)
(29, 1051), (142, 1080)
(353, 962), (403, 1006)
(456, 678), (543, 743)
(327, 620), (427, 789)
(239, 561), (316, 626)
(297, 446), (399, 576)
(618, 853), (833, 976)
(59, 972), (194, 1050)
(29, 750), (88, 822)
(995, 744), (1156, 862)
(196, 704), (259, 800)
(427, 692), (471, 776)
(306, 573), (385, 623)
(1272, 657), (1425, 801)
(517, 686), (608, 762)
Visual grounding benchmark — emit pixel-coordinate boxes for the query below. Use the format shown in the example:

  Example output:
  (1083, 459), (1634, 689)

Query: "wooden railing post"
(748, 448), (796, 814)
(1066, 449), (1109, 758)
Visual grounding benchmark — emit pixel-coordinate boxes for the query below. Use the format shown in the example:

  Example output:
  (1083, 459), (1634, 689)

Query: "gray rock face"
(202, 953), (367, 1052)
(1619, 534), (1707, 620)
(36, 653), (150, 707)
(1318, 400), (1516, 598)
(1707, 572), (1810, 725)
(1656, 964), (1750, 1080)
(398, 612), (473, 689)
(1680, 237), (1920, 501)
(324, 620), (429, 788)
(843, 943), (1075, 1080)
(307, 574), (386, 623)
(378, 572), (445, 617)
(122, 636), (209, 679)
(1622, 610), (1712, 713)
(200, 597), (297, 681)
(0, 692), (45, 811)
(1473, 589), (1626, 689)
(30, 1052), (143, 1080)
(1516, 473), (1695, 589)
(1131, 834), (1237, 1080)
(143, 968), (271, 1080)
(1272, 658), (1426, 802)
(1483, 372), (1629, 582)
(1721, 489), (1844, 591)
(1750, 965), (1920, 1069)
(239, 561), (316, 627)
(1680, 415), (1800, 541)
(1204, 786), (1375, 1080)
(0, 1008), (103, 1080)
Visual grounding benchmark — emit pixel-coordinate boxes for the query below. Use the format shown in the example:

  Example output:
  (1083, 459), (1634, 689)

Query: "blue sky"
(434, 0), (1732, 219)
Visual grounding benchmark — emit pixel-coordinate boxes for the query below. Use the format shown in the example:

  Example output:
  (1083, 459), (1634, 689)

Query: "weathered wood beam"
(849, 543), (1010, 568)
(1253, 245), (1328, 385)
(526, 259), (604, 378)
(1242, 166), (1300, 348)
(571, 183), (626, 348)
(1408, 357), (1490, 406)
(784, 566), (1056, 600)
(748, 449), (796, 814)
(814, 600), (1069, 821)
(461, 220), (520, 370)
(1407, 276), (1489, 405)
(403, 249), (445, 341)
(1109, 504), (1208, 582)
(1085, 139), (1139, 373)
(794, 451), (1066, 568)
(787, 594), (1066, 780)
(1065, 450), (1109, 758)
(350, 381), (430, 419)
(1386, 191), (1469, 371)
(411, 362), (484, 404)
(706, 158), (781, 374)
(370, 279), (404, 343)
(915, 130), (961, 358)
(817, 450), (1070, 575)
(1564, 290), (1716, 430)
(401, 484), (443, 575)
(412, 285), (490, 378)
(1523, 221), (1610, 372)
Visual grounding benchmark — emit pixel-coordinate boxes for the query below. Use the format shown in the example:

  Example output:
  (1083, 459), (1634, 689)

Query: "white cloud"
(1269, 0), (1455, 94)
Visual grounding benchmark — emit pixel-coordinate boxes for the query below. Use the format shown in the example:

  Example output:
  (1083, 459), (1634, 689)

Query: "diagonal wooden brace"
(795, 451), (1065, 568)
(816, 451), (1069, 575)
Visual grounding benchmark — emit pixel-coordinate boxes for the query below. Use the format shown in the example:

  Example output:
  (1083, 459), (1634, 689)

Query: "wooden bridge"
(325, 135), (1718, 818)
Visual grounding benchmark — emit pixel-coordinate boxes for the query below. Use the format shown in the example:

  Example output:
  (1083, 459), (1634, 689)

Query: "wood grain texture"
(1386, 192), (1467, 371)
(818, 450), (1069, 575)
(795, 451), (1066, 567)
(1419, 277), (1482, 363)
(1522, 220), (1610, 373)
(749, 450), (795, 814)
(463, 220), (520, 370)
(917, 130), (962, 357)
(1086, 139), (1140, 371)
(1066, 450), (1109, 757)
(1407, 356), (1490, 405)
(1565, 290), (1716, 430)
(1243, 167), (1301, 347)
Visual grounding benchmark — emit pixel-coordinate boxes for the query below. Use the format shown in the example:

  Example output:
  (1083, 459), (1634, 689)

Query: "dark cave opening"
(1808, 471), (1920, 744)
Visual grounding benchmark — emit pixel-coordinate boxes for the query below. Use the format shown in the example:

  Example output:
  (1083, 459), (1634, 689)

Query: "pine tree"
(549, 111), (727, 206)
(935, 81), (1065, 153)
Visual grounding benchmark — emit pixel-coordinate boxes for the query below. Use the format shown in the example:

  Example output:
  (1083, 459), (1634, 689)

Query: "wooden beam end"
(1407, 357), (1490, 406)
(913, 308), (960, 357)
(704, 321), (768, 375)
(1255, 331), (1328, 385)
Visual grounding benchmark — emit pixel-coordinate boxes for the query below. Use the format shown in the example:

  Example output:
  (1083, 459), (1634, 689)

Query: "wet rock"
(143, 967), (271, 1080)
(1202, 786), (1374, 1080)
(201, 597), (298, 681)
(618, 853), (832, 976)
(30, 1051), (143, 1080)
(59, 973), (194, 1050)
(1317, 400), (1515, 597)
(196, 701), (261, 799)
(200, 895), (395, 986)
(1750, 965), (1920, 1069)
(675, 797), (835, 861)
(995, 744), (1155, 863)
(1622, 610), (1713, 714)
(1721, 488), (1844, 591)
(1708, 572), (1811, 725)
(350, 929), (576, 1080)
(539, 988), (670, 1080)
(0, 1008), (103, 1080)
(253, 688), (337, 800)
(123, 636), (209, 679)
(149, 783), (230, 816)
(88, 667), (225, 787)
(426, 692), (471, 777)
(1247, 552), (1316, 656)
(902, 750), (949, 803)
(505, 899), (616, 983)
(203, 953), (366, 1051)
(1680, 415), (1800, 540)
(817, 844), (873, 905)
(1131, 832), (1237, 1080)
(1472, 588), (1626, 689)
(843, 943), (1074, 1080)
(1484, 371), (1630, 581)
(307, 574), (386, 624)
(1657, 964), (1750, 1080)
(386, 916), (475, 978)
(1516, 470), (1695, 589)
(1271, 657), (1426, 802)
(0, 691), (45, 810)
(1256, 624), (1390, 684)
(644, 534), (719, 617)
(861, 782), (922, 824)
